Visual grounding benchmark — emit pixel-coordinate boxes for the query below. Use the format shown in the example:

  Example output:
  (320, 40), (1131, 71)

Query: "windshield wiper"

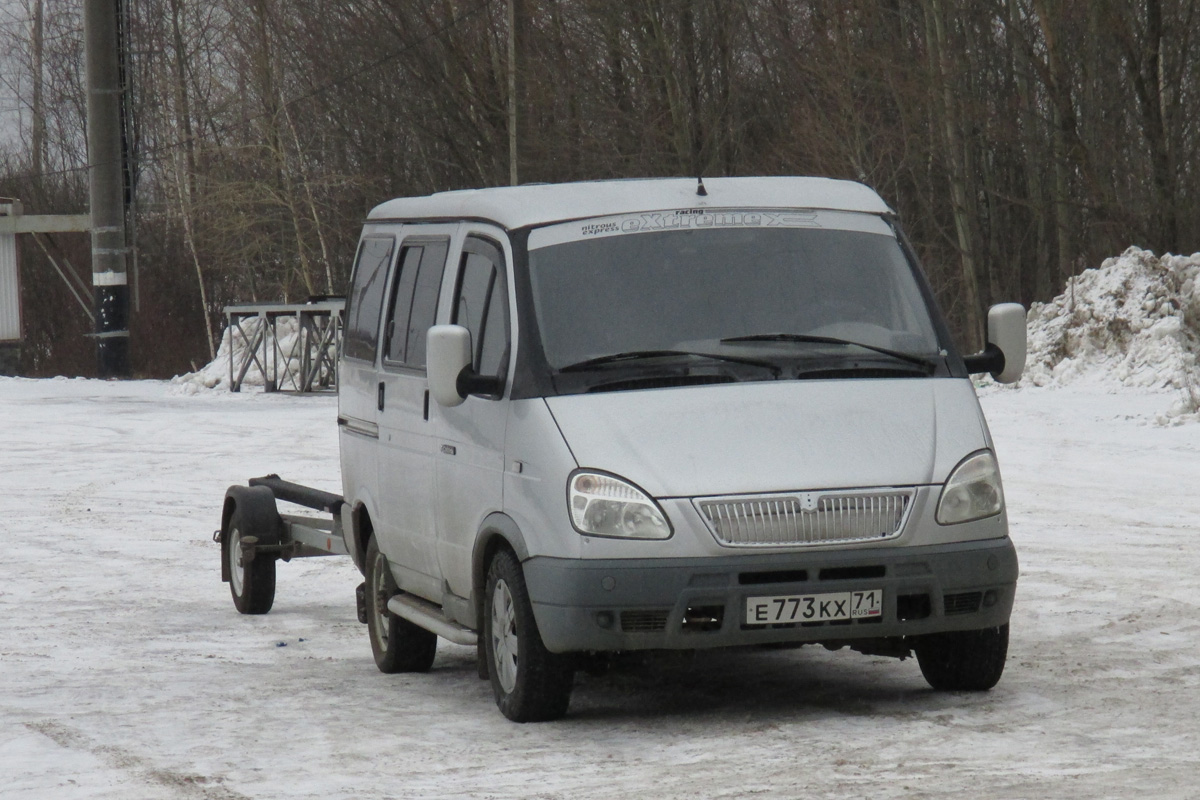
(557, 349), (781, 375)
(720, 333), (937, 370)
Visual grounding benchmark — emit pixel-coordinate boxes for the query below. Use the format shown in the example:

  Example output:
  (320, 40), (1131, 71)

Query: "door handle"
(377, 381), (385, 411)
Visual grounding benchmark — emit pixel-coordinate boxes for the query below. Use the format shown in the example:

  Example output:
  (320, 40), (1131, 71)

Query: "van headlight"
(936, 450), (1005, 524)
(568, 471), (672, 539)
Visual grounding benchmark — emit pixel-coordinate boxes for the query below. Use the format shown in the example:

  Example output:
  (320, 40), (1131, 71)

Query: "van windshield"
(526, 212), (941, 375)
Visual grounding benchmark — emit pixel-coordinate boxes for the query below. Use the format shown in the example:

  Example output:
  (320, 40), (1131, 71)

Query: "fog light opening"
(897, 593), (931, 621)
(682, 605), (724, 633)
(983, 590), (998, 608)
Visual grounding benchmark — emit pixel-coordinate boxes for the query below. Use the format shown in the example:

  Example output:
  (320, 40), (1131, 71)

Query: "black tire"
(224, 506), (276, 614)
(477, 636), (490, 680)
(365, 538), (438, 674)
(915, 624), (1009, 691)
(484, 549), (574, 722)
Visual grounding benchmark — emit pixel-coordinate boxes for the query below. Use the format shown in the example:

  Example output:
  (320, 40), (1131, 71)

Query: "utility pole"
(506, 0), (516, 185)
(84, 0), (130, 377)
(504, 0), (528, 187)
(31, 0), (45, 179)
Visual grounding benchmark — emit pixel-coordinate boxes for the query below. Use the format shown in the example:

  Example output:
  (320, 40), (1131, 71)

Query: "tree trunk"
(282, 101), (334, 296)
(1008, 0), (1051, 302)
(168, 0), (196, 191)
(506, 0), (523, 185)
(168, 0), (213, 359)
(925, 0), (983, 349)
(1032, 0), (1076, 289)
(174, 152), (215, 361)
(1112, 0), (1177, 252)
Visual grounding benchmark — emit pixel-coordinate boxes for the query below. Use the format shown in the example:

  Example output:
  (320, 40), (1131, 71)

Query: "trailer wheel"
(365, 538), (437, 673)
(484, 549), (573, 722)
(224, 506), (276, 614)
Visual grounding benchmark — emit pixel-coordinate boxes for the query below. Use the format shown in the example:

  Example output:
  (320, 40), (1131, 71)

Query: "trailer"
(216, 475), (477, 647)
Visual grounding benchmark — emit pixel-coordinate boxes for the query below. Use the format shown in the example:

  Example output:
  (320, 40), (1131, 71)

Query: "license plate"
(745, 589), (883, 625)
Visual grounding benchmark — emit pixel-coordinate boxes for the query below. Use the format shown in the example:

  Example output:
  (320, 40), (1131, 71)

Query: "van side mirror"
(427, 325), (472, 407)
(963, 303), (1026, 384)
(427, 324), (504, 406)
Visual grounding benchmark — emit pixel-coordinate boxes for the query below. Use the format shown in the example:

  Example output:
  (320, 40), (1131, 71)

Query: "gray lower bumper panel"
(524, 538), (1017, 653)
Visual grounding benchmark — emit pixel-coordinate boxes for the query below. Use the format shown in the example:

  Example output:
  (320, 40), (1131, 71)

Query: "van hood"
(544, 379), (989, 498)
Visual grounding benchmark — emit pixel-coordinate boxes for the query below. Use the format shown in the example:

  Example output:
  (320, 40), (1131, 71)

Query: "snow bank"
(170, 316), (307, 394)
(1008, 247), (1200, 423)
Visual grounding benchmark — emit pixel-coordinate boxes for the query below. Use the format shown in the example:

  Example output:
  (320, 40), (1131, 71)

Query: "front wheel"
(365, 538), (437, 673)
(915, 624), (1009, 691)
(485, 549), (573, 722)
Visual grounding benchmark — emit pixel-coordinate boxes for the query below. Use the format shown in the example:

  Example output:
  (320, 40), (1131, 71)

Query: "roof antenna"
(696, 176), (708, 197)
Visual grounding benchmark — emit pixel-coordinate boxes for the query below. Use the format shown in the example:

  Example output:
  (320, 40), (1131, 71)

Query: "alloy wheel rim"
(491, 579), (518, 694)
(372, 556), (390, 651)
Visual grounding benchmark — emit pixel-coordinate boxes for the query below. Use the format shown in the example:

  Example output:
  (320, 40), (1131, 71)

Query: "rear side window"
(383, 239), (449, 368)
(452, 238), (509, 379)
(343, 236), (394, 363)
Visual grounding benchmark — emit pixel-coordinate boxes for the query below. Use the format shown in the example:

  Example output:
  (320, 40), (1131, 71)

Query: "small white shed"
(0, 200), (20, 343)
(0, 201), (92, 353)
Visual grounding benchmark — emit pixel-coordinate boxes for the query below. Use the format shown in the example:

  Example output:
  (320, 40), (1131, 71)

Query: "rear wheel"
(224, 507), (275, 614)
(365, 538), (437, 673)
(484, 549), (573, 722)
(915, 624), (1009, 691)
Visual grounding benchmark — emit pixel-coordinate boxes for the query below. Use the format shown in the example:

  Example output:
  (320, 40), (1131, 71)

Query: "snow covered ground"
(1, 376), (1197, 799)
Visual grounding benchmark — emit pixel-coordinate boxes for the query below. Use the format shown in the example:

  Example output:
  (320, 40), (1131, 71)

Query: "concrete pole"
(84, 0), (130, 377)
(31, 0), (46, 178)
(506, 0), (518, 187)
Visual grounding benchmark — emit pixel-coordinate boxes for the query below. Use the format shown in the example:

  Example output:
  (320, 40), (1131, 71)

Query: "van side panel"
(499, 399), (582, 564)
(432, 228), (511, 601)
(338, 360), (380, 503)
(338, 231), (391, 556)
(376, 226), (458, 603)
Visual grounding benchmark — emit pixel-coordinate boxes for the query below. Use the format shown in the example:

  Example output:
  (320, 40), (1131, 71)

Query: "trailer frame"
(216, 474), (477, 646)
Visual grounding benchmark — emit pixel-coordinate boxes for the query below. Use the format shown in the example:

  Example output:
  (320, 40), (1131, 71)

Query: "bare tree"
(4, 0), (1200, 375)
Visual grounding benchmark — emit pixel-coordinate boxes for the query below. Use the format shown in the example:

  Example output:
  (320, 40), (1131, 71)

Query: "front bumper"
(524, 538), (1017, 653)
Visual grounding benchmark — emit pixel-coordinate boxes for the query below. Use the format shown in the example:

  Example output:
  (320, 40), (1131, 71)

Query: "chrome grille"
(695, 489), (913, 547)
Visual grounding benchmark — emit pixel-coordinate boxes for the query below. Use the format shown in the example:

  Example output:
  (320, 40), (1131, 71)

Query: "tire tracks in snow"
(24, 720), (249, 799)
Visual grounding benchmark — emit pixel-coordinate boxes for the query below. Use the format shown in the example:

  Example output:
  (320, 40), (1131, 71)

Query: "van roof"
(367, 177), (892, 230)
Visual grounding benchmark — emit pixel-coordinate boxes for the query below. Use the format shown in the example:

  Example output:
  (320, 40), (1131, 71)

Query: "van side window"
(343, 236), (394, 363)
(452, 238), (509, 379)
(406, 240), (449, 368)
(383, 239), (449, 368)
(384, 246), (423, 364)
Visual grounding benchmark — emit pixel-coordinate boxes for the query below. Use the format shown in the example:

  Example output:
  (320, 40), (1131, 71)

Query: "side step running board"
(387, 593), (478, 647)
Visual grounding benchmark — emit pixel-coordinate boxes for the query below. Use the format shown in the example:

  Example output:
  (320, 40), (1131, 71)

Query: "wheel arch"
(472, 512), (530, 627)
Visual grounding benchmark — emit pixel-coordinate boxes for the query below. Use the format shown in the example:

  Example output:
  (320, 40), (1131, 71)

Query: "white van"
(336, 177), (1024, 722)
